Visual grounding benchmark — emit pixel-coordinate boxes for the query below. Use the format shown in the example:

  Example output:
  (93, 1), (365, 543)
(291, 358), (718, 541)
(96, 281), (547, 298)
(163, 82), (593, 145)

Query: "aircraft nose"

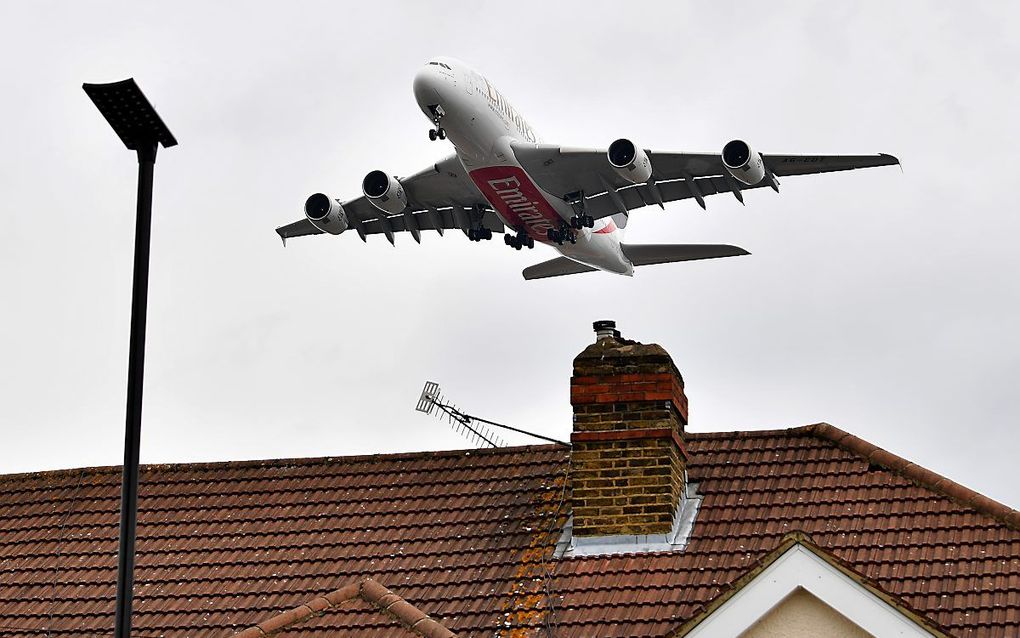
(413, 66), (444, 108)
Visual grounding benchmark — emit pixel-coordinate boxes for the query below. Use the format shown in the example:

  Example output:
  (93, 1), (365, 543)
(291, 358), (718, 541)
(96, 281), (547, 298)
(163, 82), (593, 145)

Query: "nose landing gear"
(427, 104), (447, 141)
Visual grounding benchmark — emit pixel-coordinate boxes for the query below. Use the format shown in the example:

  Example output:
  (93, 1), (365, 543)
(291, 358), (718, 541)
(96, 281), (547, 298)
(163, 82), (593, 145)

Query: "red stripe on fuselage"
(594, 220), (617, 234)
(469, 166), (562, 241)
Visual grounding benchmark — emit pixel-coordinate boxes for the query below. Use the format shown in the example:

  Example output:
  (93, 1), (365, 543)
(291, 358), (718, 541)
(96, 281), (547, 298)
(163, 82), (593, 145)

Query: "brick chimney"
(570, 321), (689, 538)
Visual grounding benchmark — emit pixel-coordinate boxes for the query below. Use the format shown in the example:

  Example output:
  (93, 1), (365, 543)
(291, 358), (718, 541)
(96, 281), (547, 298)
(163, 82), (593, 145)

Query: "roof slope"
(0, 425), (1018, 637)
(550, 424), (1020, 637)
(0, 445), (568, 637)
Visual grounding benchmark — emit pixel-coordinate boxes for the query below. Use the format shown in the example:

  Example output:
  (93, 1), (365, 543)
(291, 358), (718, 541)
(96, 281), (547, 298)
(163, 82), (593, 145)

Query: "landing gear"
(570, 214), (595, 229)
(547, 222), (577, 246)
(563, 189), (595, 230)
(427, 104), (447, 141)
(468, 227), (493, 242)
(505, 228), (534, 250)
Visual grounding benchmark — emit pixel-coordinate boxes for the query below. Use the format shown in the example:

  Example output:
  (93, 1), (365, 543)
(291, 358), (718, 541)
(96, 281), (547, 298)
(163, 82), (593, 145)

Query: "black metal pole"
(113, 140), (157, 638)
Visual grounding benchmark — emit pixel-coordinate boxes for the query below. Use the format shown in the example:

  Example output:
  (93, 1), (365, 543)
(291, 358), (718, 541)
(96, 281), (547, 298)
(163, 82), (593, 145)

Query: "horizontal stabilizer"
(522, 257), (598, 280)
(621, 243), (749, 266)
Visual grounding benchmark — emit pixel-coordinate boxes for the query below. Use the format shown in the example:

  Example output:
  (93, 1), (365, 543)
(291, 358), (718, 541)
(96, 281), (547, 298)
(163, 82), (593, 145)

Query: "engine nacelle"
(304, 193), (348, 235)
(722, 140), (765, 186)
(608, 138), (652, 184)
(362, 170), (408, 215)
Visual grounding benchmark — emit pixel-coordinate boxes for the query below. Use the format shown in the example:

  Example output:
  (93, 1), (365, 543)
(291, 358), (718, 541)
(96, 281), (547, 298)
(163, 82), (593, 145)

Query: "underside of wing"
(511, 142), (724, 196)
(400, 154), (489, 207)
(361, 207), (504, 244)
(766, 153), (900, 177)
(621, 243), (750, 266)
(276, 154), (498, 245)
(276, 218), (322, 245)
(511, 141), (899, 221)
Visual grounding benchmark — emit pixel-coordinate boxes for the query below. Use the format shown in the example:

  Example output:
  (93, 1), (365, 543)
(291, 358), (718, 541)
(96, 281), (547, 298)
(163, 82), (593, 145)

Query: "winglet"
(880, 153), (902, 172)
(275, 227), (287, 247)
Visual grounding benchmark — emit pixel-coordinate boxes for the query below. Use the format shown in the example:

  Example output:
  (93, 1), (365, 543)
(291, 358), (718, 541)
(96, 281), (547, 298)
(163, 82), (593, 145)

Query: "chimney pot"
(593, 320), (617, 341)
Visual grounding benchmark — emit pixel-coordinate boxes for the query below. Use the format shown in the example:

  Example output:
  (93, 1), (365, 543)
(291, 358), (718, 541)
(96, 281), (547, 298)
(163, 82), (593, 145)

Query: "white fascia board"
(684, 544), (936, 638)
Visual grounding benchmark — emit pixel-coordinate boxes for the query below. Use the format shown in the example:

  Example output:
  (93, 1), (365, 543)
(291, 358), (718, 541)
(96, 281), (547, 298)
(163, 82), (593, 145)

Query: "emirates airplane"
(277, 57), (898, 279)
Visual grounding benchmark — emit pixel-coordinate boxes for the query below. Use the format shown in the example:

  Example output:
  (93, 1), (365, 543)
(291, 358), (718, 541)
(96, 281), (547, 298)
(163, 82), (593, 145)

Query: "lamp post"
(82, 79), (177, 638)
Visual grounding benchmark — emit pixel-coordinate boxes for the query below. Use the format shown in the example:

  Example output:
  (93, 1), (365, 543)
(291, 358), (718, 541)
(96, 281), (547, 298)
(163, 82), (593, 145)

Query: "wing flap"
(583, 175), (772, 219)
(361, 208), (504, 237)
(621, 243), (750, 266)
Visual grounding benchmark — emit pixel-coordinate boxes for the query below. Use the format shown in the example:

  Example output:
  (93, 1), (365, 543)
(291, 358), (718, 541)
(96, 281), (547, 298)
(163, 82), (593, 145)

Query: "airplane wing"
(510, 142), (899, 220)
(276, 154), (501, 245)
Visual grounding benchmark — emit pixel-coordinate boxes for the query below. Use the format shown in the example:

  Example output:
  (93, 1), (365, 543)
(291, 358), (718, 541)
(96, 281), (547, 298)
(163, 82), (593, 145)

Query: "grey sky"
(2, 2), (1019, 508)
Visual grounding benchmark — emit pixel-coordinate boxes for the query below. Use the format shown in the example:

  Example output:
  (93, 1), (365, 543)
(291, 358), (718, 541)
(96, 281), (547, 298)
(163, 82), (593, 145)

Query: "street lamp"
(82, 78), (177, 638)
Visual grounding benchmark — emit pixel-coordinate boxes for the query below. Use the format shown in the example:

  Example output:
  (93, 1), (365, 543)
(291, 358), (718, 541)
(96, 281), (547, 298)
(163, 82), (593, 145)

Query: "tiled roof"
(0, 445), (569, 637)
(551, 424), (1020, 637)
(0, 425), (1018, 637)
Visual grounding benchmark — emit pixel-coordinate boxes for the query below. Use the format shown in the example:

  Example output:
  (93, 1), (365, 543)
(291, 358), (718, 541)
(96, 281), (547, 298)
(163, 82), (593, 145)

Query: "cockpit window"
(427, 61), (452, 70)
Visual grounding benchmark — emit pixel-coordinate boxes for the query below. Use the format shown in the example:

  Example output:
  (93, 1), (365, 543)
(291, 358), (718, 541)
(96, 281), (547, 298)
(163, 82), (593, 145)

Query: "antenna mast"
(416, 381), (569, 448)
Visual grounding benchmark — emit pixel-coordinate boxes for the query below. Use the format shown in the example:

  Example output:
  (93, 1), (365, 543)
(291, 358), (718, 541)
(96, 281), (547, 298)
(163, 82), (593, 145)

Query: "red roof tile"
(0, 425), (1018, 636)
(233, 578), (455, 638)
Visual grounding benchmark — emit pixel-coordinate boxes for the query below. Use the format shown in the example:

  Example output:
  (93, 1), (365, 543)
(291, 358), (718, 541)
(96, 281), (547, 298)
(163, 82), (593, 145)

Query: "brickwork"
(570, 331), (688, 537)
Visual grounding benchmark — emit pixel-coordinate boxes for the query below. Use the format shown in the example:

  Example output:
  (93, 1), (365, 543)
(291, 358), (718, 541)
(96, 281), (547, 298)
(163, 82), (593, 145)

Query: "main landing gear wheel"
(547, 224), (576, 246)
(505, 231), (534, 250)
(570, 214), (595, 229)
(468, 227), (492, 242)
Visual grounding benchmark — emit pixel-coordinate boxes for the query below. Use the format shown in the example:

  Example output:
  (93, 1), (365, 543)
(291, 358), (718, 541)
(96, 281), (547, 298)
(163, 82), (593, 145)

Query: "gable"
(739, 588), (871, 638)
(681, 543), (937, 637)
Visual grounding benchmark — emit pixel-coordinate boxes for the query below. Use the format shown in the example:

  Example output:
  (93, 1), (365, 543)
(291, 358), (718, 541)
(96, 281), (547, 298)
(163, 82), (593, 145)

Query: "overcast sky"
(2, 2), (1018, 508)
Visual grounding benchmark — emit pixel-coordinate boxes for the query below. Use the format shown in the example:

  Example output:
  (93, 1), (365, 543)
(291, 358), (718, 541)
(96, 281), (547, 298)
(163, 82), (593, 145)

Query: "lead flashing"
(557, 482), (702, 558)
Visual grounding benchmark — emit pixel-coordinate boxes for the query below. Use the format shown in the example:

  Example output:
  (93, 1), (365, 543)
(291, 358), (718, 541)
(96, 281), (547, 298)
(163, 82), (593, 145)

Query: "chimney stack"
(570, 321), (689, 538)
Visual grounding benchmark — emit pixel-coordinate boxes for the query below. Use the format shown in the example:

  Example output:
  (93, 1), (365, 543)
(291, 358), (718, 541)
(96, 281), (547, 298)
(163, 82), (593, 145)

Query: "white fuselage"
(412, 57), (634, 275)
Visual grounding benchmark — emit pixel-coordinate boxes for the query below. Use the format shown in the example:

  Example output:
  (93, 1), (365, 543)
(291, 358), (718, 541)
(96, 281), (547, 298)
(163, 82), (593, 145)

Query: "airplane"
(276, 57), (899, 279)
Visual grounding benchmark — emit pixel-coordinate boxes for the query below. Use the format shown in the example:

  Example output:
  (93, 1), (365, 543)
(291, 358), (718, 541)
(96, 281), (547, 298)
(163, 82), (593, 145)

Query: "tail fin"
(620, 243), (749, 266)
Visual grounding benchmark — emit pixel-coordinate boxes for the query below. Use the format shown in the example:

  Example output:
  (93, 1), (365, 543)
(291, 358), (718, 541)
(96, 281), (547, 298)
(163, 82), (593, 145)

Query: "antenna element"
(416, 382), (569, 448)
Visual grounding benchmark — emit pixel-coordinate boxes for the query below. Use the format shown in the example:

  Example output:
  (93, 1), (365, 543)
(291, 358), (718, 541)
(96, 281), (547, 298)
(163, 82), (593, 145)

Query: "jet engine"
(304, 193), (348, 235)
(722, 140), (765, 186)
(607, 138), (652, 184)
(362, 170), (408, 215)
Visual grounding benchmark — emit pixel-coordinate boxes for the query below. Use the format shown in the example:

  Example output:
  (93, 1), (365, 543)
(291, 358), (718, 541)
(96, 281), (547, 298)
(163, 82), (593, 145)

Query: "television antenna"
(416, 381), (569, 448)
